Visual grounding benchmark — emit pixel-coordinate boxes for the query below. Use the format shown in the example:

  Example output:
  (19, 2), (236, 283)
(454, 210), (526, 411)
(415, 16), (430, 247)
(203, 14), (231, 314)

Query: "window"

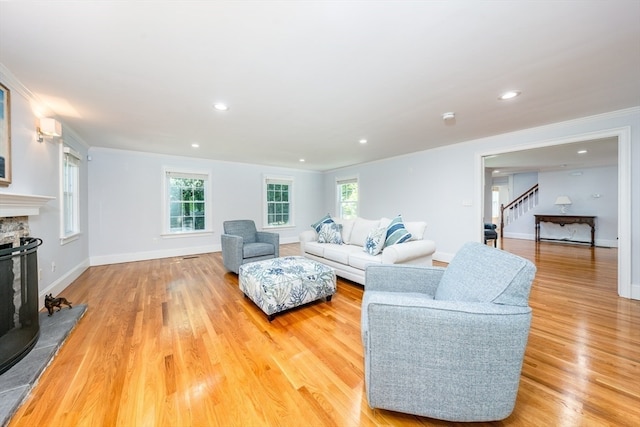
(60, 145), (81, 243)
(264, 175), (294, 227)
(337, 177), (358, 219)
(164, 169), (211, 234)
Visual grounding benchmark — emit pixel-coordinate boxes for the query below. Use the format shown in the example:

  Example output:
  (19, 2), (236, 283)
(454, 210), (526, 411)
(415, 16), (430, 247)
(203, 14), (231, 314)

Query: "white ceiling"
(1, 1), (638, 171)
(484, 137), (619, 177)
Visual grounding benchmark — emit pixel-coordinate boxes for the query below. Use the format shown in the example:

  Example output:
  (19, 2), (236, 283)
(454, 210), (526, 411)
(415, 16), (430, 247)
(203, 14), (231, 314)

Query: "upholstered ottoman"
(239, 256), (336, 321)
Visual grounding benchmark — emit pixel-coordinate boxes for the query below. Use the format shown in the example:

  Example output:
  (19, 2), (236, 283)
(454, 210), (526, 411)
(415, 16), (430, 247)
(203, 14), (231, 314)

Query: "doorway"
(478, 128), (631, 299)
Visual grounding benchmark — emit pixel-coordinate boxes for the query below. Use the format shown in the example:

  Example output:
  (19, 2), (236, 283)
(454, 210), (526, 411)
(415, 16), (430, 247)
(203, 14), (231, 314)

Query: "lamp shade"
(554, 196), (572, 206)
(39, 118), (62, 137)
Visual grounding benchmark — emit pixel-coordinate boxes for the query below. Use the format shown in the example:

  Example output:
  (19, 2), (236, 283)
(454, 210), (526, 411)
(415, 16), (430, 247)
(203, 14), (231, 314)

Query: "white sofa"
(299, 217), (436, 285)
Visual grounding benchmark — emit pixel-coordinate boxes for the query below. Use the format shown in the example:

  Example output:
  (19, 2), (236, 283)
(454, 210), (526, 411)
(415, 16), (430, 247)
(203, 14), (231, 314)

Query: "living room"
(1, 1), (639, 425)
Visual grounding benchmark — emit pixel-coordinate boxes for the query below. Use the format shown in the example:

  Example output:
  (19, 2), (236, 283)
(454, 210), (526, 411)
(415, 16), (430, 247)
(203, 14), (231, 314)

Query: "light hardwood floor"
(8, 239), (639, 426)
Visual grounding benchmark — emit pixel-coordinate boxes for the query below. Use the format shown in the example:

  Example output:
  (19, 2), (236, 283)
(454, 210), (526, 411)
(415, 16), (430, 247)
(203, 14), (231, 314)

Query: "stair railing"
(500, 184), (539, 239)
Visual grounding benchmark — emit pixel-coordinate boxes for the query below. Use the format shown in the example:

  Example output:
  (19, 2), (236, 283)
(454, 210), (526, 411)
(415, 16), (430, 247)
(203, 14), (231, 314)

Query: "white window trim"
(161, 167), (213, 237)
(263, 174), (295, 229)
(336, 175), (359, 219)
(59, 144), (82, 245)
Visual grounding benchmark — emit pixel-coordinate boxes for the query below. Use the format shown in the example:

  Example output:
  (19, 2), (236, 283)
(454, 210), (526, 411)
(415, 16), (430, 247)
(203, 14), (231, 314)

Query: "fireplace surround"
(0, 193), (53, 375)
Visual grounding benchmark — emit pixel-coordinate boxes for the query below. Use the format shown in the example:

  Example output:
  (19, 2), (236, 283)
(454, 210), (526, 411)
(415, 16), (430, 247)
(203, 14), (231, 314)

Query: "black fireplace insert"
(0, 237), (42, 375)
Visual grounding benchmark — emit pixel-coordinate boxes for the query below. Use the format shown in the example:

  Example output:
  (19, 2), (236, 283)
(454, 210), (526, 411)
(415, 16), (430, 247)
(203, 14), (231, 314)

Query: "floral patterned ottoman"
(239, 256), (336, 321)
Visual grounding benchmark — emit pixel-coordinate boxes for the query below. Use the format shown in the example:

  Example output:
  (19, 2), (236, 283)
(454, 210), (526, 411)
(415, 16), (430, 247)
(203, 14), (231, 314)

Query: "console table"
(534, 215), (596, 246)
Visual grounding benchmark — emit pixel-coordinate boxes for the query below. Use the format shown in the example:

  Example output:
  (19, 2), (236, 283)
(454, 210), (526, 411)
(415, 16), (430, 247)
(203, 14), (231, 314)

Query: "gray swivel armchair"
(221, 220), (279, 274)
(361, 242), (536, 422)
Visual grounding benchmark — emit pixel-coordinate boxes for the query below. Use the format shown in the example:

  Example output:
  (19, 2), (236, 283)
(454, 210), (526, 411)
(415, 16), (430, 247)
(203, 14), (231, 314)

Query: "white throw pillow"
(404, 221), (427, 241)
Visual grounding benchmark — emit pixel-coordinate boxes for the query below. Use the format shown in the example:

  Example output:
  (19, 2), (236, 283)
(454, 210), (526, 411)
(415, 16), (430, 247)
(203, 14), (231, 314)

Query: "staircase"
(500, 184), (539, 238)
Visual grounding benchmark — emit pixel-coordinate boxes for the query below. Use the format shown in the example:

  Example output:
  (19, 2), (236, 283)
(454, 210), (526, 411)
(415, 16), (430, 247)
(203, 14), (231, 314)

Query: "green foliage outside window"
(339, 182), (358, 219)
(267, 183), (290, 225)
(169, 177), (206, 231)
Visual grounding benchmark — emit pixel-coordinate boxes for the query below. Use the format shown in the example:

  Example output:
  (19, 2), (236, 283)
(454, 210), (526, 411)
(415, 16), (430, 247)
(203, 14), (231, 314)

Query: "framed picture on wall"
(0, 82), (11, 186)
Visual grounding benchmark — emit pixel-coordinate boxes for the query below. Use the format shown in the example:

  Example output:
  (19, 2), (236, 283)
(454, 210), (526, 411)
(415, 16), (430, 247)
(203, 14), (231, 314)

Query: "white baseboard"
(90, 237), (300, 267)
(281, 236), (299, 245)
(433, 251), (454, 263)
(90, 245), (215, 266)
(502, 233), (618, 248)
(40, 258), (90, 307)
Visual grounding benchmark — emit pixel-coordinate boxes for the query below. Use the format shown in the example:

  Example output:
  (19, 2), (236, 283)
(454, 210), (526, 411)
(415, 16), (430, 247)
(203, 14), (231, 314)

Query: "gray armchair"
(221, 220), (279, 274)
(361, 242), (536, 422)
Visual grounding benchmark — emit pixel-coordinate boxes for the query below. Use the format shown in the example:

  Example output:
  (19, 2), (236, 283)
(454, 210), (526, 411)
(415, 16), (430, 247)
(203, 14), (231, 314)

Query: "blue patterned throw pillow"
(385, 215), (412, 246)
(311, 213), (334, 232)
(364, 226), (387, 255)
(318, 222), (343, 244)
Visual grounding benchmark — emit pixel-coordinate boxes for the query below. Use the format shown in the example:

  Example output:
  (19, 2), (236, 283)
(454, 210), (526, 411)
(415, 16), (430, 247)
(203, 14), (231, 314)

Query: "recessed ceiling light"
(578, 150), (587, 154)
(213, 103), (229, 111)
(499, 90), (521, 100)
(359, 139), (367, 144)
(442, 112), (455, 121)
(299, 158), (305, 162)
(191, 143), (199, 148)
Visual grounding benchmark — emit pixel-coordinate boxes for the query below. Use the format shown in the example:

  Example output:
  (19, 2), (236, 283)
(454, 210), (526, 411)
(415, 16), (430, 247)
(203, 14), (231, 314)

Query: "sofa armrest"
(381, 239), (436, 264)
(299, 229), (318, 243)
(365, 264), (444, 294)
(256, 231), (280, 258)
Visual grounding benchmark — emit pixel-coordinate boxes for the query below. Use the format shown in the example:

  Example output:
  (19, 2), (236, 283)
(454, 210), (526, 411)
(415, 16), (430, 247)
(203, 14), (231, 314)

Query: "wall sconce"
(37, 118), (62, 142)
(554, 195), (572, 214)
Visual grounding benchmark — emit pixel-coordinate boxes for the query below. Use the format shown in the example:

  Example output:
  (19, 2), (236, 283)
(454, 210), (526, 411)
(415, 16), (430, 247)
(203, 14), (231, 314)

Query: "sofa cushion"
(334, 218), (355, 244)
(311, 213), (334, 232)
(385, 215), (412, 246)
(364, 226), (386, 255)
(318, 222), (343, 244)
(349, 250), (383, 270)
(304, 241), (326, 257)
(324, 244), (361, 264)
(350, 218), (381, 247)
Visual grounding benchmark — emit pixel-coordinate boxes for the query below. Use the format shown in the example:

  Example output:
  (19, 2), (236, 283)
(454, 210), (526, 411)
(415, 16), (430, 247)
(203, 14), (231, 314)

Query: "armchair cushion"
(243, 242), (276, 258)
(223, 219), (258, 244)
(435, 242), (535, 306)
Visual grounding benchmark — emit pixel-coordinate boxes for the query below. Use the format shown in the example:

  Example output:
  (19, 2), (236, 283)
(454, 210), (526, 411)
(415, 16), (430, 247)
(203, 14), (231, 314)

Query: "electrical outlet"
(51, 261), (56, 272)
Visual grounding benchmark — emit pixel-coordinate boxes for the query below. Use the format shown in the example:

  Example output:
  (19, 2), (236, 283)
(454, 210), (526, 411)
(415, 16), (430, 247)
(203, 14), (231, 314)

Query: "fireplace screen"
(0, 237), (42, 375)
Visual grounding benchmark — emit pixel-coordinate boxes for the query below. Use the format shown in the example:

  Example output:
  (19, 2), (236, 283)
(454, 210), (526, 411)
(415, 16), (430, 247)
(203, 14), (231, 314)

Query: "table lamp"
(554, 195), (572, 214)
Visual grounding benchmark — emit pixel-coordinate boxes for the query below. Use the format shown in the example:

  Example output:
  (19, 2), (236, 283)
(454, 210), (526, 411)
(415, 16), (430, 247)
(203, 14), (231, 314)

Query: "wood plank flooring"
(8, 239), (639, 426)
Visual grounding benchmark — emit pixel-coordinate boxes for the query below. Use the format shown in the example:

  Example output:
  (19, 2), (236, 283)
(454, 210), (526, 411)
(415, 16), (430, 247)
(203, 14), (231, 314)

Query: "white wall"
(322, 107), (639, 298)
(513, 172), (538, 196)
(87, 147), (323, 265)
(0, 67), (90, 302)
(503, 166), (618, 247)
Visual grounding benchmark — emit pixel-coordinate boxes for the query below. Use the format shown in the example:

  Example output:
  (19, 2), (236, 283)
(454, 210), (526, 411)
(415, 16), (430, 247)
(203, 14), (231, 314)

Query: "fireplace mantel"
(0, 193), (55, 217)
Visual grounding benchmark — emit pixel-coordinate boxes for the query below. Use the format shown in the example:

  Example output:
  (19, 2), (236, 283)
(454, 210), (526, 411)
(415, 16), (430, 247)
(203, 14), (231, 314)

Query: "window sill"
(161, 230), (214, 239)
(263, 224), (295, 230)
(60, 232), (81, 246)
